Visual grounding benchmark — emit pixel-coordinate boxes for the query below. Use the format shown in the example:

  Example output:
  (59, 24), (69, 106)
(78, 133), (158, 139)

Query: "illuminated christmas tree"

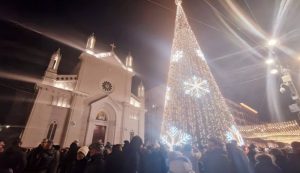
(161, 0), (241, 146)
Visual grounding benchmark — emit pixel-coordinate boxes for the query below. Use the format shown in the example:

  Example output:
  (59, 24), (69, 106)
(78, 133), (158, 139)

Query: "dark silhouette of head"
(207, 137), (223, 150)
(89, 142), (104, 156)
(291, 141), (300, 154)
(255, 154), (274, 164)
(130, 136), (143, 151)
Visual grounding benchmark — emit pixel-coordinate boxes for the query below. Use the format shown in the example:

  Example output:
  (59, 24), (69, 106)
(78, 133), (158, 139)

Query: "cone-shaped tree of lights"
(161, 0), (238, 146)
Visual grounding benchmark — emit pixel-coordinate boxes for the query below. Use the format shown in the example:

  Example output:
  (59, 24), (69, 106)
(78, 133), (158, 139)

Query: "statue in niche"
(96, 111), (107, 121)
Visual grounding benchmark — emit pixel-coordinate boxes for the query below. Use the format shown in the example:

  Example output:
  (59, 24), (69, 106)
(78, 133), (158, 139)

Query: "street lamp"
(265, 58), (275, 65)
(267, 38), (278, 47)
(270, 68), (279, 74)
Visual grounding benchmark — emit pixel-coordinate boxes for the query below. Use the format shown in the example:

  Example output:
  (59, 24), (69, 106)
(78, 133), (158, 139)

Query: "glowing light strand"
(171, 50), (183, 62)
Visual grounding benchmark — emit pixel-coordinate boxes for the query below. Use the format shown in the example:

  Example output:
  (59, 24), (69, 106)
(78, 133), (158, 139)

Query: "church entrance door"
(92, 125), (107, 143)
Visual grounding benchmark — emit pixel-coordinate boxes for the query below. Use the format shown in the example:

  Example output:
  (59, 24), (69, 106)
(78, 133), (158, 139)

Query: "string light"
(161, 0), (237, 145)
(238, 120), (300, 143)
(196, 49), (206, 61)
(171, 50), (183, 62)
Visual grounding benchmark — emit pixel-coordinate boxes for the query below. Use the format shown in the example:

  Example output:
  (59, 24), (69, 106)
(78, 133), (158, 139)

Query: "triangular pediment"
(102, 52), (127, 70)
(88, 94), (122, 111)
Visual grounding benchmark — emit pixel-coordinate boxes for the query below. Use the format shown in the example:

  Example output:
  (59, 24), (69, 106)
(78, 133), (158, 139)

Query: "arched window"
(47, 121), (57, 141)
(96, 111), (107, 121)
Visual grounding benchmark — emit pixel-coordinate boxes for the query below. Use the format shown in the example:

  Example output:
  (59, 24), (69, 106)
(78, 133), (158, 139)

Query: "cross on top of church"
(110, 43), (116, 52)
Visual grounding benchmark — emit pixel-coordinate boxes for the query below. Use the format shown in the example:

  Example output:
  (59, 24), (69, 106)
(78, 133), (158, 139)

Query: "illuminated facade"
(22, 35), (145, 147)
(226, 99), (260, 125)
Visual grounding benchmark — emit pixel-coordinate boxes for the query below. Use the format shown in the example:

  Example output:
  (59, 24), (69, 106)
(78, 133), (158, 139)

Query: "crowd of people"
(0, 136), (300, 173)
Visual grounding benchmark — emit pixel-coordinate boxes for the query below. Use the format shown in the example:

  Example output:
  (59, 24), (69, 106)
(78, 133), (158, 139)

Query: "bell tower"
(45, 48), (61, 79)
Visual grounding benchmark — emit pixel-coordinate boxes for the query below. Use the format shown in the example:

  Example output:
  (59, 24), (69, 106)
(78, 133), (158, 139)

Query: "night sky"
(1, 0), (300, 129)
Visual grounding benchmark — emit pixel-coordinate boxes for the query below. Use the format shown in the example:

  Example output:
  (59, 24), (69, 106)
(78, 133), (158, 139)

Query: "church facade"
(21, 35), (146, 147)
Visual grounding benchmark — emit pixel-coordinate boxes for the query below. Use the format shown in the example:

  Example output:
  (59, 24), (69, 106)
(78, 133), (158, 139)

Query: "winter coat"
(226, 144), (252, 173)
(141, 149), (168, 173)
(273, 154), (288, 173)
(48, 149), (60, 173)
(0, 146), (27, 173)
(123, 149), (142, 173)
(202, 148), (232, 173)
(70, 158), (87, 173)
(287, 153), (300, 173)
(105, 150), (124, 173)
(25, 147), (55, 173)
(84, 154), (105, 173)
(247, 150), (256, 168)
(60, 143), (78, 173)
(183, 151), (201, 173)
(254, 161), (282, 173)
(169, 156), (194, 173)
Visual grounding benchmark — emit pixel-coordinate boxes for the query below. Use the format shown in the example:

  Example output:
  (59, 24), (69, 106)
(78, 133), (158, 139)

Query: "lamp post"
(266, 39), (300, 119)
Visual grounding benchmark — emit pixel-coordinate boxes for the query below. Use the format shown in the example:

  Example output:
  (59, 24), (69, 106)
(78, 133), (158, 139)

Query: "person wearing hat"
(85, 142), (105, 173)
(69, 146), (89, 173)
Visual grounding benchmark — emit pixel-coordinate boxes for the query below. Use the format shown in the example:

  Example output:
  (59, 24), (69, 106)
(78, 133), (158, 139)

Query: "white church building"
(21, 35), (146, 147)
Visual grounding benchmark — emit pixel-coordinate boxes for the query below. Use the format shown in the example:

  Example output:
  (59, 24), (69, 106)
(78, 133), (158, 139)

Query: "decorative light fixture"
(183, 76), (210, 98)
(265, 58), (275, 65)
(238, 120), (300, 143)
(270, 68), (279, 74)
(161, 125), (192, 148)
(267, 38), (278, 47)
(161, 0), (237, 145)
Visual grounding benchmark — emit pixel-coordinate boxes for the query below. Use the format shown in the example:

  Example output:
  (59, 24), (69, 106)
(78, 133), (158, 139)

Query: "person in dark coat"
(247, 144), (257, 168)
(0, 138), (27, 173)
(201, 138), (232, 173)
(226, 141), (253, 173)
(254, 154), (282, 173)
(123, 136), (143, 173)
(25, 139), (56, 173)
(60, 141), (79, 173)
(287, 141), (300, 173)
(123, 140), (130, 153)
(269, 148), (288, 173)
(105, 144), (125, 173)
(141, 144), (168, 173)
(70, 146), (89, 173)
(103, 143), (112, 160)
(85, 142), (105, 173)
(182, 144), (201, 173)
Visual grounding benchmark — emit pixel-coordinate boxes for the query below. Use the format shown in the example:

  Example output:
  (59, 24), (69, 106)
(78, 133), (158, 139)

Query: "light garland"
(161, 0), (237, 145)
(196, 49), (206, 61)
(238, 120), (300, 143)
(171, 50), (183, 62)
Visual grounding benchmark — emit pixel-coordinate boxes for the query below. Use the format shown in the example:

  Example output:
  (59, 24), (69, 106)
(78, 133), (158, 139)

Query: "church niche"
(96, 111), (108, 121)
